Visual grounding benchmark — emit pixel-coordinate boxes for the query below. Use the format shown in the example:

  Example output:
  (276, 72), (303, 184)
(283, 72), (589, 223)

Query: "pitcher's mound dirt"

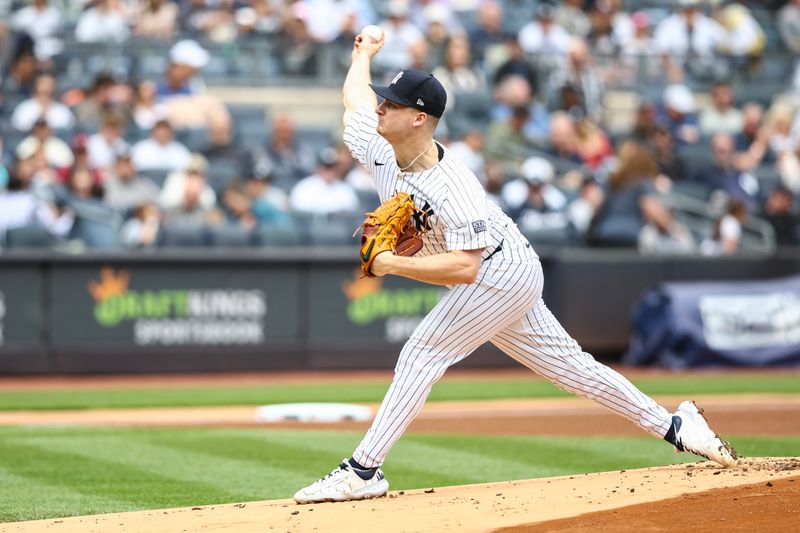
(6, 458), (799, 533)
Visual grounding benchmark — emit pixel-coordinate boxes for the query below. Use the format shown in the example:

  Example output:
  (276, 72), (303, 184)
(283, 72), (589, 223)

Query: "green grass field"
(1, 373), (798, 523)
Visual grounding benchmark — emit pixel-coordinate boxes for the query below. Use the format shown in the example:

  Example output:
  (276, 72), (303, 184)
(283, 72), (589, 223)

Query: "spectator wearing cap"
(104, 151), (160, 213)
(130, 119), (191, 172)
(372, 0), (426, 75)
(159, 152), (217, 212)
(658, 84), (700, 147)
(9, 0), (63, 61)
(653, 0), (727, 81)
(245, 153), (290, 213)
(74, 0), (131, 43)
(15, 118), (74, 169)
(501, 156), (568, 230)
(157, 39), (209, 99)
(779, 0), (800, 55)
(10, 73), (76, 132)
(545, 38), (604, 123)
(699, 81), (744, 136)
(87, 111), (130, 174)
(517, 3), (571, 63)
(134, 0), (179, 40)
(156, 39), (231, 129)
(289, 146), (359, 215)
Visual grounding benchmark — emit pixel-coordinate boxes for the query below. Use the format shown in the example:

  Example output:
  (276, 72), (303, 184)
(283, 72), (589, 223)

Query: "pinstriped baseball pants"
(352, 255), (673, 468)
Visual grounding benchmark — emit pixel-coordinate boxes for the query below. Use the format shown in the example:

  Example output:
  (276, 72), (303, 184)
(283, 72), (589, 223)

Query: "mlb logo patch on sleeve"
(472, 220), (486, 233)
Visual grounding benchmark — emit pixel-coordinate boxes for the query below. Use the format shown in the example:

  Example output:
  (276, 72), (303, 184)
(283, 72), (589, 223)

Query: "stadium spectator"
(446, 130), (486, 184)
(692, 132), (759, 209)
(161, 164), (220, 227)
(566, 176), (605, 236)
(491, 74), (550, 146)
(119, 201), (161, 248)
(289, 147), (358, 215)
(469, 1), (512, 71)
(501, 156), (568, 230)
(650, 124), (688, 183)
(304, 0), (374, 44)
(200, 117), (250, 176)
(555, 0), (591, 39)
(279, 3), (318, 76)
(714, 2), (765, 64)
(104, 151), (160, 213)
(587, 141), (686, 249)
(372, 0), (425, 75)
(658, 83), (700, 147)
(159, 152), (216, 211)
(234, 0), (284, 39)
(545, 38), (604, 123)
(1, 49), (37, 107)
(10, 73), (75, 132)
(653, 0), (727, 82)
(700, 198), (748, 256)
(734, 103), (765, 153)
(432, 35), (486, 109)
(130, 119), (191, 172)
(75, 0), (131, 43)
(157, 39), (208, 99)
(573, 111), (613, 171)
(9, 0), (63, 61)
(260, 114), (317, 188)
(617, 11), (658, 85)
(762, 185), (799, 246)
(221, 179), (290, 230)
(0, 160), (74, 241)
(484, 105), (537, 175)
(70, 73), (122, 132)
(86, 111), (130, 173)
(779, 0), (800, 54)
(493, 39), (538, 93)
(244, 154), (290, 213)
(179, 0), (236, 43)
(131, 79), (167, 130)
(546, 111), (584, 167)
(65, 163), (104, 201)
(419, 3), (454, 70)
(134, 0), (179, 40)
(699, 81), (744, 136)
(14, 118), (74, 169)
(587, 0), (634, 56)
(517, 3), (571, 61)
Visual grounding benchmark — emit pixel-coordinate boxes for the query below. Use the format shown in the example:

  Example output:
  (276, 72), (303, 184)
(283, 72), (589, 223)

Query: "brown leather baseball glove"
(354, 192), (424, 277)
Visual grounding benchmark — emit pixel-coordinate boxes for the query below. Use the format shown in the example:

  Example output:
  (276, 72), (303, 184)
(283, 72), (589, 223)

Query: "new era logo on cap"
(370, 69), (447, 118)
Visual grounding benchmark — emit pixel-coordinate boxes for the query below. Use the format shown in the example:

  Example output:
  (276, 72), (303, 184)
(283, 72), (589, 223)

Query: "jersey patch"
(472, 220), (487, 234)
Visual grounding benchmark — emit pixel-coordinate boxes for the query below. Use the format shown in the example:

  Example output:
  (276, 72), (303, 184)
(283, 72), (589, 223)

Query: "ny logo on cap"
(391, 71), (404, 85)
(416, 98), (424, 106)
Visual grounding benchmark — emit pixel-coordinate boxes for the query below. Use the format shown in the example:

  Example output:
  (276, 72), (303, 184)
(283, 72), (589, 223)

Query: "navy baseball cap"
(370, 69), (447, 118)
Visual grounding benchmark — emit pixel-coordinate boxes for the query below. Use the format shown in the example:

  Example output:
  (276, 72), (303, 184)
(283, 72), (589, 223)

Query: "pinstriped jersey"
(344, 105), (536, 263)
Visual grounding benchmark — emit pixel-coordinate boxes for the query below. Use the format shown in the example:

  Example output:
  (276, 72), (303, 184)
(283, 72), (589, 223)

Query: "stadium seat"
(446, 90), (493, 140)
(158, 224), (208, 247)
(256, 224), (302, 246)
(5, 225), (56, 249)
(207, 224), (255, 247)
(294, 126), (335, 156)
(307, 213), (361, 247)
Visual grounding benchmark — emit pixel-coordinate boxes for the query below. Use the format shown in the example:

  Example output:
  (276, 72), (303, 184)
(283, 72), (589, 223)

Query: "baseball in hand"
(361, 25), (384, 43)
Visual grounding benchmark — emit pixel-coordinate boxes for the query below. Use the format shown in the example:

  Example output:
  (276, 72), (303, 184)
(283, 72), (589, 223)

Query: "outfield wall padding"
(0, 249), (798, 374)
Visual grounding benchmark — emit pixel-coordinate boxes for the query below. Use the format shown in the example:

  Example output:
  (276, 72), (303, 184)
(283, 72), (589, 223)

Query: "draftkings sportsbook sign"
(51, 265), (298, 346)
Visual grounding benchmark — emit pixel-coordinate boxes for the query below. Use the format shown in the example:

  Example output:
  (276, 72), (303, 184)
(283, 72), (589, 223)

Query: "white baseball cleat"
(667, 400), (738, 467)
(294, 459), (389, 504)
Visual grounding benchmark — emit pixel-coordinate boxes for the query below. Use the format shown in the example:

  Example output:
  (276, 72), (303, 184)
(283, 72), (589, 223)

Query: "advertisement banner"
(0, 267), (43, 346)
(309, 267), (447, 344)
(625, 275), (800, 368)
(50, 264), (299, 346)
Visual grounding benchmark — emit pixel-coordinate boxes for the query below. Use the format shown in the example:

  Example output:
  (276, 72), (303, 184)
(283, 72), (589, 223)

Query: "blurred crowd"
(1, 0), (800, 254)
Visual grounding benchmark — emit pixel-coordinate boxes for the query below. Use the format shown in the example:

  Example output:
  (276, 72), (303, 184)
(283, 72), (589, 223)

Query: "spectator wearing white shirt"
(373, 0), (426, 74)
(159, 153), (216, 211)
(779, 0), (800, 54)
(517, 3), (571, 62)
(75, 0), (131, 43)
(15, 118), (74, 170)
(10, 73), (76, 132)
(305, 0), (375, 44)
(653, 0), (727, 81)
(104, 152), (160, 213)
(290, 147), (359, 215)
(700, 199), (748, 256)
(9, 0), (62, 60)
(87, 111), (130, 174)
(130, 119), (191, 172)
(699, 81), (744, 136)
